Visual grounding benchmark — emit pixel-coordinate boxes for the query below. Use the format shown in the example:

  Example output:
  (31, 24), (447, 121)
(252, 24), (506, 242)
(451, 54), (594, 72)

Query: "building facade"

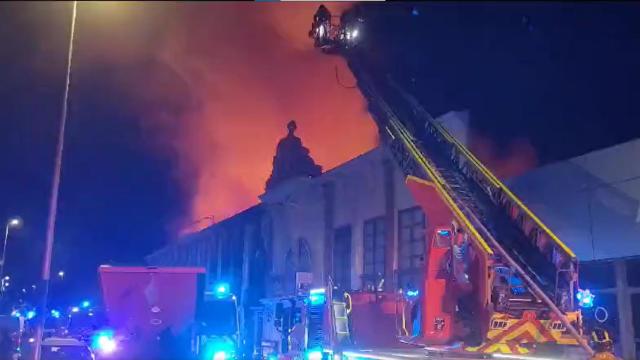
(146, 205), (272, 308)
(259, 146), (421, 296)
(146, 121), (640, 359)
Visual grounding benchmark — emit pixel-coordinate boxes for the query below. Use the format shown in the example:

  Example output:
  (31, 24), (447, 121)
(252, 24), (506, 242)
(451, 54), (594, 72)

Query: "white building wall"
(329, 148), (387, 290)
(508, 138), (640, 260)
(393, 163), (420, 272)
(571, 139), (640, 202)
(259, 110), (472, 295)
(261, 146), (419, 294)
(261, 178), (326, 294)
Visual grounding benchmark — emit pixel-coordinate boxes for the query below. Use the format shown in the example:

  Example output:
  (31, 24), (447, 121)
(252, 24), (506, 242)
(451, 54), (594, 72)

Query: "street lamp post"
(33, 1), (78, 359)
(1, 217), (23, 292)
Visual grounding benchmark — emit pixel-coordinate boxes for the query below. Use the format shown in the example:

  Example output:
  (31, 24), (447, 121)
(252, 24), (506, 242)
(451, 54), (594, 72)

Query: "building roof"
(507, 138), (640, 261)
(146, 204), (264, 264)
(259, 147), (387, 205)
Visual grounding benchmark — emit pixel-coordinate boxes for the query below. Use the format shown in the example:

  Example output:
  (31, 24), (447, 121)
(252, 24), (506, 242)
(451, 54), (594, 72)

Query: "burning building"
(146, 113), (640, 358)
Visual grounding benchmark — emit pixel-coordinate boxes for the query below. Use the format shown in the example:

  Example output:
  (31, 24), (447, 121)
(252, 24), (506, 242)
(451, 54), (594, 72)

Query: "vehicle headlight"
(202, 338), (235, 360)
(91, 329), (118, 355)
(213, 351), (228, 360)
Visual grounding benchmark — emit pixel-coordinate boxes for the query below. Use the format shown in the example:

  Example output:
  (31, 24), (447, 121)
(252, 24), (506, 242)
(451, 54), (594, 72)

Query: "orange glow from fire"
(152, 3), (376, 230)
(26, 2), (537, 238)
(469, 135), (538, 180)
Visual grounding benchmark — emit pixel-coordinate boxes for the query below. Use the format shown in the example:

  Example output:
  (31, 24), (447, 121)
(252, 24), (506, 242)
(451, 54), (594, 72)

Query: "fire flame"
(117, 3), (377, 231)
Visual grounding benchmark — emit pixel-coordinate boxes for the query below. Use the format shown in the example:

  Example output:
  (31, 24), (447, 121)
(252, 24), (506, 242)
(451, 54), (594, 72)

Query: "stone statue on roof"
(265, 120), (322, 191)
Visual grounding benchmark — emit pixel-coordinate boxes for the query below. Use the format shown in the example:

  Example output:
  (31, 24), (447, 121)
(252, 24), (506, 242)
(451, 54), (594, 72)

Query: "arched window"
(285, 248), (296, 293)
(398, 207), (426, 290)
(285, 248), (295, 270)
(260, 214), (274, 271)
(298, 238), (312, 272)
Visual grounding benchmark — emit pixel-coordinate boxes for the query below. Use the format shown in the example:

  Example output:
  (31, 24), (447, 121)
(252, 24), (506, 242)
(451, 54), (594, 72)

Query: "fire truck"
(98, 266), (240, 360)
(255, 5), (620, 360)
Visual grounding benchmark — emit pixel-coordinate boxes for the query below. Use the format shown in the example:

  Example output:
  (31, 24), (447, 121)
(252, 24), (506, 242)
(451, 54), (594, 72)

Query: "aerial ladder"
(307, 6), (608, 359)
(355, 65), (587, 356)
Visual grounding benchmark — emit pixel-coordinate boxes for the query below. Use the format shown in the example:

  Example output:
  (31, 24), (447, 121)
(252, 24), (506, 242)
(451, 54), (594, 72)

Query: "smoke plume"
(469, 134), (538, 179)
(73, 3), (377, 232)
(42, 3), (532, 235)
(161, 4), (377, 230)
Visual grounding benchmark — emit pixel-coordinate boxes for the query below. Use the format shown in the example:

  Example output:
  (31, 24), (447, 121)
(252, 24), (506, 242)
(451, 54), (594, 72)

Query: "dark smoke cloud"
(68, 2), (377, 232)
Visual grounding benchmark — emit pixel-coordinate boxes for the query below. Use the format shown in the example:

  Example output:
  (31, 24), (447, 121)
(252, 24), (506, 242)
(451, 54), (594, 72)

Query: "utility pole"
(33, 2), (77, 359)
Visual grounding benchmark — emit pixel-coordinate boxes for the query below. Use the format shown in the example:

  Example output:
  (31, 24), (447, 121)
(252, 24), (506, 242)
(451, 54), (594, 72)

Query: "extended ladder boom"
(345, 57), (591, 354)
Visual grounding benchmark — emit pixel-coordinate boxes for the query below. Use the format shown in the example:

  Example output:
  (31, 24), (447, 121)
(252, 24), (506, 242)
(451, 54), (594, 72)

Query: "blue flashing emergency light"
(213, 282), (231, 299)
(201, 337), (235, 360)
(267, 354), (278, 360)
(406, 289), (419, 298)
(577, 289), (595, 308)
(50, 309), (61, 319)
(309, 288), (326, 306)
(71, 306), (80, 313)
(306, 350), (323, 360)
(437, 229), (451, 236)
(91, 329), (117, 354)
(26, 310), (36, 320)
(81, 300), (91, 309)
(11, 310), (20, 318)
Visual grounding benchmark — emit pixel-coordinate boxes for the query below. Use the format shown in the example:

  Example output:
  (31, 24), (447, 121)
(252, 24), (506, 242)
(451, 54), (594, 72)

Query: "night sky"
(359, 2), (640, 162)
(1, 2), (639, 306)
(0, 2), (188, 305)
